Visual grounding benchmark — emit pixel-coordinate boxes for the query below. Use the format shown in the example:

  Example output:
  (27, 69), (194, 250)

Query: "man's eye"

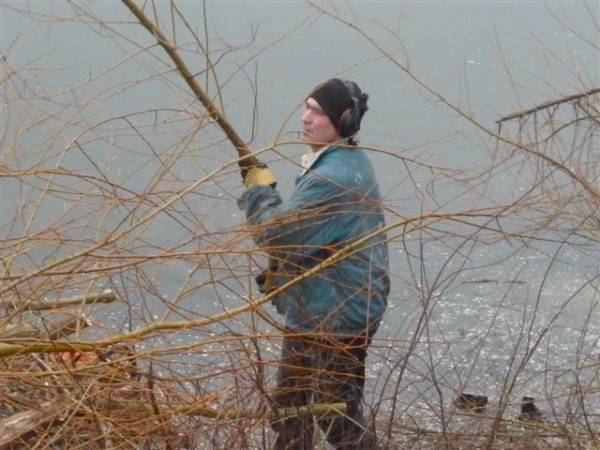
(305, 104), (324, 116)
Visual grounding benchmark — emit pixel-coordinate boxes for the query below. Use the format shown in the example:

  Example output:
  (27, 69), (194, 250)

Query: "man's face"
(301, 97), (341, 148)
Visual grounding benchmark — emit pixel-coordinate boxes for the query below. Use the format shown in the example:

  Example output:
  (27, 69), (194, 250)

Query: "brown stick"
(121, 0), (259, 169)
(0, 315), (89, 340)
(0, 322), (39, 339)
(497, 87), (600, 123)
(93, 398), (346, 420)
(0, 290), (116, 311)
(0, 401), (62, 448)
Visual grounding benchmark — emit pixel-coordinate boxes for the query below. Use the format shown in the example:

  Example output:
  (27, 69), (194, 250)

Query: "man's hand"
(242, 164), (277, 188)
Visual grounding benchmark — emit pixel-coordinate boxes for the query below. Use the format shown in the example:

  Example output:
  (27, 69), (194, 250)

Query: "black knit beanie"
(308, 78), (353, 129)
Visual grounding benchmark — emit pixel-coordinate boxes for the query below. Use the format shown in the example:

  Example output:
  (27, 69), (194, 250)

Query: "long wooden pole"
(121, 0), (260, 170)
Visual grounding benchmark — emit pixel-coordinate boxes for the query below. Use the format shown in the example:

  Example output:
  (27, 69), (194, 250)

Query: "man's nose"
(301, 109), (311, 123)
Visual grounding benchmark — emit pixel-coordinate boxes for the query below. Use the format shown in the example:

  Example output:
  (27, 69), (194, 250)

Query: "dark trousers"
(270, 333), (378, 450)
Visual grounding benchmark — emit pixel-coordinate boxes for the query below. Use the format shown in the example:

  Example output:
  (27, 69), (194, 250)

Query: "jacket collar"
(300, 144), (332, 176)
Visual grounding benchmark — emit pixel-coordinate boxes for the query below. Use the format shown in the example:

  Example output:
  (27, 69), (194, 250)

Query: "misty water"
(2, 1), (599, 423)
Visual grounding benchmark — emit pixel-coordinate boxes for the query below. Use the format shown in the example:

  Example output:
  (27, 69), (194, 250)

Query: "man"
(239, 78), (390, 449)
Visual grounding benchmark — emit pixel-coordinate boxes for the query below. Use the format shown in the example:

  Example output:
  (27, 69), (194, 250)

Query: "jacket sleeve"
(238, 173), (347, 268)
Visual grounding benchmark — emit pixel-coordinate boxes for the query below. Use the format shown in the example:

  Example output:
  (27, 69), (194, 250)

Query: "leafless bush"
(1, 1), (598, 449)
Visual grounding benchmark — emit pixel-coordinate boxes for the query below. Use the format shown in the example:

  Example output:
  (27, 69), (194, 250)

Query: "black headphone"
(338, 80), (369, 138)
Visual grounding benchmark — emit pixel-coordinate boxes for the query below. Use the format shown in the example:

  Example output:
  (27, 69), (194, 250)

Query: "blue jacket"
(239, 146), (389, 335)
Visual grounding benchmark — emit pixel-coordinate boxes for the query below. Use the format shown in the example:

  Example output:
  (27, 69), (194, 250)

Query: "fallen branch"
(99, 397), (345, 420)
(0, 401), (61, 448)
(497, 87), (600, 123)
(0, 315), (89, 340)
(0, 398), (345, 448)
(0, 290), (116, 311)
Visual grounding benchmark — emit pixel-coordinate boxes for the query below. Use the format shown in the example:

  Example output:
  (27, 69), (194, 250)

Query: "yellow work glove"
(243, 165), (277, 188)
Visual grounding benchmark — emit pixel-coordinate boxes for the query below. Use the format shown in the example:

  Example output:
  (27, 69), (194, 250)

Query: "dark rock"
(454, 393), (488, 413)
(519, 396), (543, 422)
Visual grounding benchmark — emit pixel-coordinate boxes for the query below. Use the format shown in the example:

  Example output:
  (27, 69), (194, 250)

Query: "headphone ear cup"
(338, 108), (353, 138)
(337, 97), (361, 138)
